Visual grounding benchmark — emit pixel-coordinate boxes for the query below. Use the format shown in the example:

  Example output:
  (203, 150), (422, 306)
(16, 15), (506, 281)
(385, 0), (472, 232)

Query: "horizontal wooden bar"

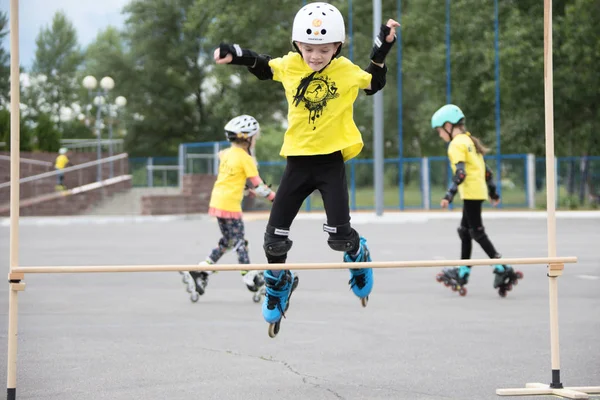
(10, 256), (577, 274)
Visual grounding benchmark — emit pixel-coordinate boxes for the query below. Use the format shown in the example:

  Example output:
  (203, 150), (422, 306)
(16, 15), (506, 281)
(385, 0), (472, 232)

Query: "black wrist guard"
(370, 24), (396, 64)
(488, 186), (500, 201)
(219, 43), (258, 67)
(443, 185), (457, 203)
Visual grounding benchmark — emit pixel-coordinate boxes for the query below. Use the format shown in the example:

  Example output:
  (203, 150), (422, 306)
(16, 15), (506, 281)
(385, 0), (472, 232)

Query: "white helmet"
(292, 2), (345, 44)
(224, 115), (260, 141)
(59, 148), (68, 154)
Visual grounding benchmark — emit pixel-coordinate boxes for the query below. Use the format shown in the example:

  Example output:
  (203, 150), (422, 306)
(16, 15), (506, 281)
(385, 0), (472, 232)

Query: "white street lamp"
(82, 75), (97, 90)
(115, 96), (127, 108)
(82, 75), (124, 180)
(100, 76), (115, 91)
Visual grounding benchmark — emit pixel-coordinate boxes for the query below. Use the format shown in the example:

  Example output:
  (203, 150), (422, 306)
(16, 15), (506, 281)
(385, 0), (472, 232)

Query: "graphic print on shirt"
(292, 72), (339, 128)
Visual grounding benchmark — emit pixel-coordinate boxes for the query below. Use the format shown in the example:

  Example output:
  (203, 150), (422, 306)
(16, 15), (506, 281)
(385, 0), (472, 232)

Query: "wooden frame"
(4, 0), (599, 399)
(496, 0), (600, 398)
(7, 257), (578, 274)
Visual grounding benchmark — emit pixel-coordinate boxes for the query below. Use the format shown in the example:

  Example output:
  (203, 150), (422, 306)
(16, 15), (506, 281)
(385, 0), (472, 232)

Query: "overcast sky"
(1, 0), (129, 69)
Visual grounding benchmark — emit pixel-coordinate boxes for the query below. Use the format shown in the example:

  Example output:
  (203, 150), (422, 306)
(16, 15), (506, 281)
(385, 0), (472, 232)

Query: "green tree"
(0, 109), (34, 151)
(80, 26), (133, 141)
(29, 11), (84, 128)
(33, 113), (61, 152)
(555, 0), (600, 158)
(0, 11), (10, 106)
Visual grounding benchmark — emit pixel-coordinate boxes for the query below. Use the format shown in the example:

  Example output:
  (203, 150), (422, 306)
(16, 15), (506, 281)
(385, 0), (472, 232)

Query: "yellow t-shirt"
(55, 155), (69, 169)
(447, 133), (488, 200)
(269, 52), (372, 162)
(209, 147), (259, 212)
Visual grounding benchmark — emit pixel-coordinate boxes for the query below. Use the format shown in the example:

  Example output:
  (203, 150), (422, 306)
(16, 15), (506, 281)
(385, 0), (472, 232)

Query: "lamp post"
(82, 75), (117, 182)
(109, 96), (127, 177)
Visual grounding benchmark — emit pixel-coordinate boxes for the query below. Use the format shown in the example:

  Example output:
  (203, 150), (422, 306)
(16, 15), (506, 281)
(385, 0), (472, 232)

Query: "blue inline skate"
(344, 236), (373, 307)
(262, 269), (299, 338)
(436, 265), (470, 297)
(493, 264), (523, 298)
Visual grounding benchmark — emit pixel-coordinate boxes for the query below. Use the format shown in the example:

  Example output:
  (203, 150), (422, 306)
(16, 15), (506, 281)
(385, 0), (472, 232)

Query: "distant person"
(181, 115), (275, 303)
(54, 148), (71, 190)
(431, 104), (523, 297)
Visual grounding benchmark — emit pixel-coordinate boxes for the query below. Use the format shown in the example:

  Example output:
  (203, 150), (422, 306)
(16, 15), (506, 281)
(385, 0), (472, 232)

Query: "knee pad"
(232, 239), (249, 252)
(457, 226), (471, 242)
(324, 222), (360, 252)
(263, 225), (293, 258)
(469, 227), (487, 243)
(218, 237), (231, 250)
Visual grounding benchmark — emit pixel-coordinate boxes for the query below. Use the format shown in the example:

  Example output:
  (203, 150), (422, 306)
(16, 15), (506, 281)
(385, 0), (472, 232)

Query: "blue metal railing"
(130, 151), (600, 210)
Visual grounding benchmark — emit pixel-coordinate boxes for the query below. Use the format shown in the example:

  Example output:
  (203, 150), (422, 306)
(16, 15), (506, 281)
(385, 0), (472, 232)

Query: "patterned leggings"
(208, 218), (250, 264)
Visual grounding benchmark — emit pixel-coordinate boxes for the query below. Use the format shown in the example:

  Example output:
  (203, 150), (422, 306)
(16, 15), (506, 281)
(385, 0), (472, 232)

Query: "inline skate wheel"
(516, 271), (524, 279)
(506, 284), (513, 291)
(268, 321), (280, 338)
(181, 272), (189, 284)
(361, 296), (368, 307)
(498, 288), (507, 298)
(252, 293), (261, 303)
(451, 284), (458, 292)
(436, 273), (444, 283)
(459, 287), (467, 296)
(190, 292), (199, 303)
(443, 281), (451, 287)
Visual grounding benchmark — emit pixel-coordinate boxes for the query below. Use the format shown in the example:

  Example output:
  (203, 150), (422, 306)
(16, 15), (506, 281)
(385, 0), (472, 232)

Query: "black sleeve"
(248, 55), (273, 81)
(363, 63), (387, 96)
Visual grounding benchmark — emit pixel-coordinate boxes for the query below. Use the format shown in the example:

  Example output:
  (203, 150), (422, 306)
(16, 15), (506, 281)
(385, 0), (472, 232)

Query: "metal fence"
(129, 142), (599, 210)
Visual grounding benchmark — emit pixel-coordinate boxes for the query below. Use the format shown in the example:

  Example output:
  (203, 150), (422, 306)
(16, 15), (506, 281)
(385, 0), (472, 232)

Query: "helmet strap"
(443, 122), (455, 140)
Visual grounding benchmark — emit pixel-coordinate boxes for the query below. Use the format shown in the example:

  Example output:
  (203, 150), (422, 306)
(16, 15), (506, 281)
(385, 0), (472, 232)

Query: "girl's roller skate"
(493, 264), (523, 298)
(344, 236), (373, 307)
(241, 270), (266, 303)
(262, 269), (299, 338)
(179, 271), (190, 284)
(436, 266), (470, 296)
(186, 261), (213, 302)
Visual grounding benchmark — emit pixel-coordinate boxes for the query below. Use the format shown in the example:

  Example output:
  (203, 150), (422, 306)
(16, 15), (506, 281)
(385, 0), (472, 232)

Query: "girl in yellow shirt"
(431, 104), (523, 297)
(183, 115), (276, 303)
(214, 2), (400, 336)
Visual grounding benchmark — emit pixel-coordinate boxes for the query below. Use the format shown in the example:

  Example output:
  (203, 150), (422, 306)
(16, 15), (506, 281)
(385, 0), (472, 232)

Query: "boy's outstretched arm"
(213, 44), (274, 80)
(364, 19), (401, 95)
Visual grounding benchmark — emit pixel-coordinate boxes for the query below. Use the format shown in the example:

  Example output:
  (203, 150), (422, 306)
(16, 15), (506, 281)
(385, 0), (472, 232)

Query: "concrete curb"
(1, 210), (599, 226)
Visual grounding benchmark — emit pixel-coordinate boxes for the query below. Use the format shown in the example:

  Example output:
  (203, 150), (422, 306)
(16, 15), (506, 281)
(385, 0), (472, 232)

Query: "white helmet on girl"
(292, 2), (345, 44)
(224, 115), (260, 141)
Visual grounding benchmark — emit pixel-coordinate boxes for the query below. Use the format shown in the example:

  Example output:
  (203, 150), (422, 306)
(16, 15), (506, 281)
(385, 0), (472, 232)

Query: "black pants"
(268, 151), (350, 230)
(459, 199), (499, 261)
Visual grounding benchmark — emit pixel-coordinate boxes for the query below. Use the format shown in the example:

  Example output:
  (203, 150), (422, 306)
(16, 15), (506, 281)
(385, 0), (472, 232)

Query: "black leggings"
(265, 151), (356, 262)
(268, 151), (349, 228)
(459, 199), (500, 262)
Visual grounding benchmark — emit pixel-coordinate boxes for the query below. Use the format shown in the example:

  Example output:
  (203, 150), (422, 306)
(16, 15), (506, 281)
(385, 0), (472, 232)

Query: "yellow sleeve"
(353, 64), (372, 90)
(241, 153), (259, 178)
(269, 52), (296, 83)
(447, 140), (467, 167)
(338, 57), (371, 89)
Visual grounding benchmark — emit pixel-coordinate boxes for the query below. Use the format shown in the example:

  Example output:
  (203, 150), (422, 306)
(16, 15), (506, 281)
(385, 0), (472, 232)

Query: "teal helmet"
(431, 104), (465, 129)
